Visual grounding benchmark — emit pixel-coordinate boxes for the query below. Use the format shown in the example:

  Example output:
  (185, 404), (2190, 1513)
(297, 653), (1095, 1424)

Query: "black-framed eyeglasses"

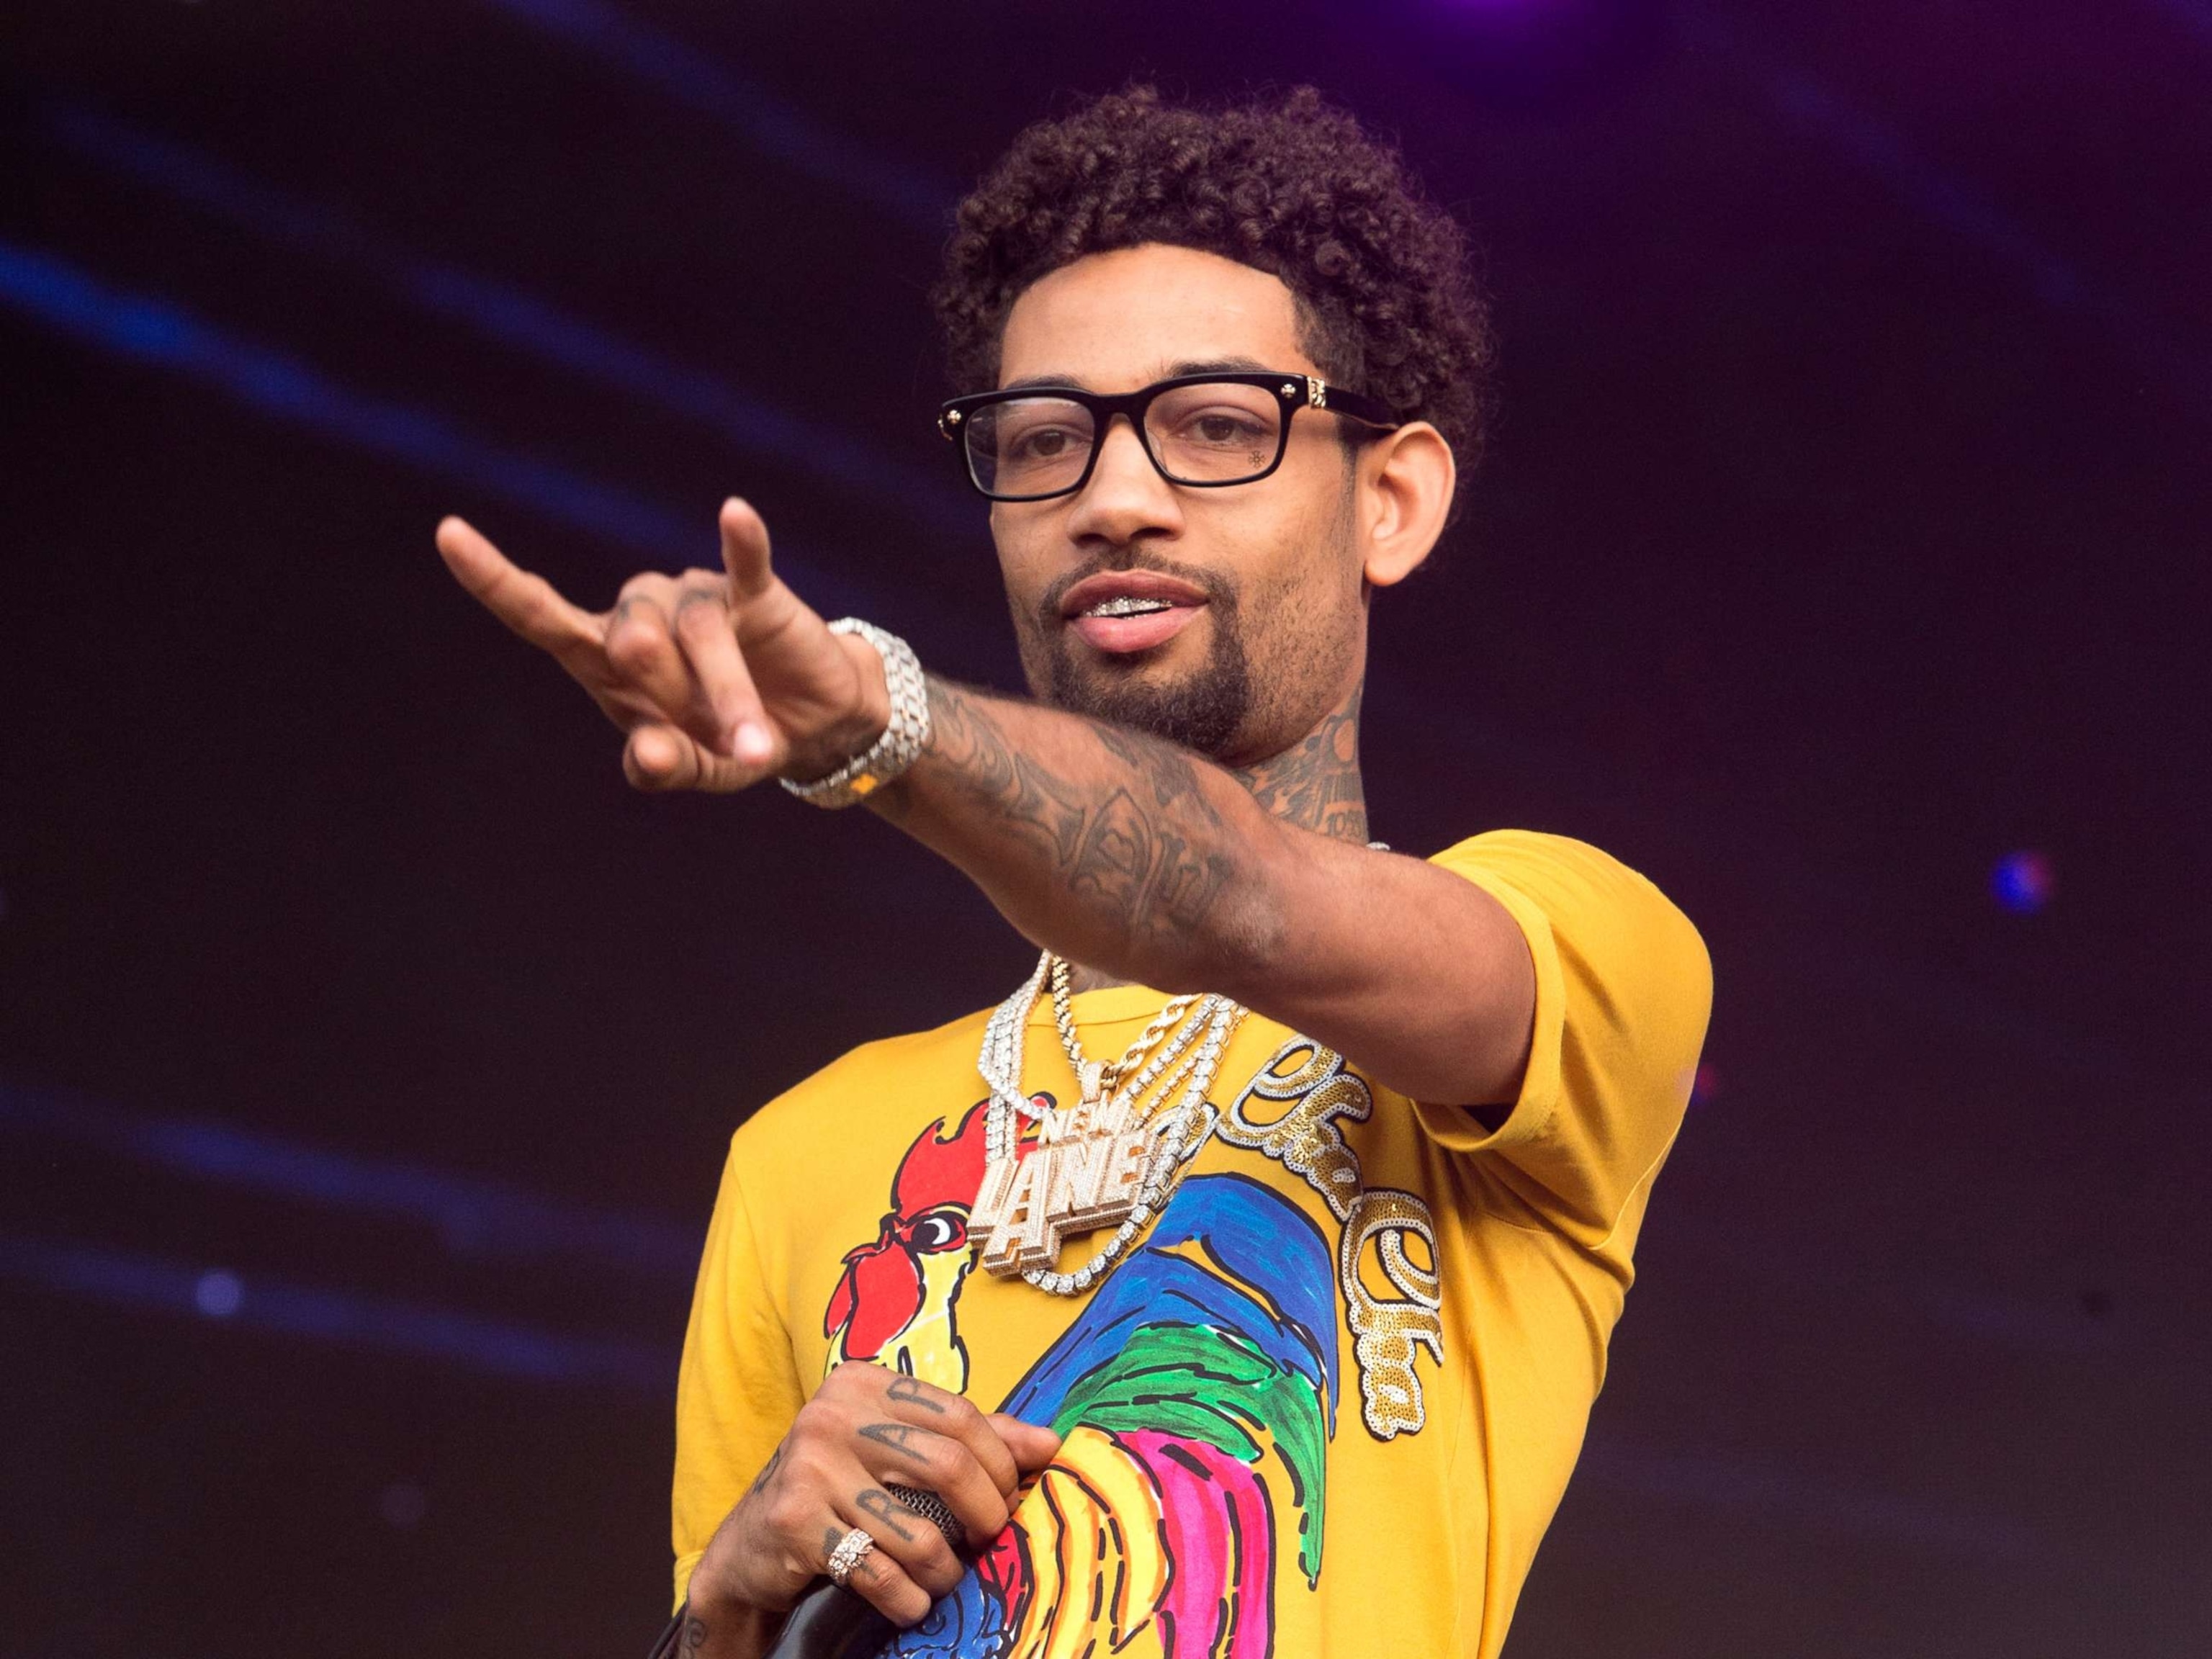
(937, 372), (1401, 503)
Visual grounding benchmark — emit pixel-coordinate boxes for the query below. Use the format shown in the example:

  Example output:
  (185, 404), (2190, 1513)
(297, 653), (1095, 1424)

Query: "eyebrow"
(997, 355), (1280, 394)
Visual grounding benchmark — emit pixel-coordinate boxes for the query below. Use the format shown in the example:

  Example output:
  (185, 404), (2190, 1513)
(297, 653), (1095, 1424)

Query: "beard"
(1030, 560), (1254, 760)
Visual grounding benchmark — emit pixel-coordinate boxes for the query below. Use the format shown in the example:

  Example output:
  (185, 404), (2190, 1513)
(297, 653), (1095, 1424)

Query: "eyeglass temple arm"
(1308, 379), (1401, 428)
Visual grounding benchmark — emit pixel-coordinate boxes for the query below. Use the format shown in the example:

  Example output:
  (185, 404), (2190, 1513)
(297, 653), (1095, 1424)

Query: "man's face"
(988, 243), (1370, 767)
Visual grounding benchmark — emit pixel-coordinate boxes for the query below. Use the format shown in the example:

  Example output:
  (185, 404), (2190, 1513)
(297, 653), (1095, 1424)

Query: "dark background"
(4, 1), (2208, 1654)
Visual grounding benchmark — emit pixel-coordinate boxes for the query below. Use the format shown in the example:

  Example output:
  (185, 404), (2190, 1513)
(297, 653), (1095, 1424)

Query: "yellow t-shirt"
(673, 830), (1712, 1657)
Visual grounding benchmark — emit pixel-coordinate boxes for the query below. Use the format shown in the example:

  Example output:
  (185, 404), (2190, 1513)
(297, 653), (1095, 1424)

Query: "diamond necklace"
(971, 952), (1246, 1295)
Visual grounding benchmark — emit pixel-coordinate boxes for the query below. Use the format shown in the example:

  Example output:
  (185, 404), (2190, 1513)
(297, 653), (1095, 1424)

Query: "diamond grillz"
(1082, 595), (1176, 618)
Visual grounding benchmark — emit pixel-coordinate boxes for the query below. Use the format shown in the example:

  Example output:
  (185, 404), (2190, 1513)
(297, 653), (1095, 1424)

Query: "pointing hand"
(435, 499), (889, 792)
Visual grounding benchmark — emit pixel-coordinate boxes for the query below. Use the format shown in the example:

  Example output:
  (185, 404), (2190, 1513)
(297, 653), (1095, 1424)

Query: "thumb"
(719, 496), (811, 653)
(624, 723), (705, 792)
(718, 496), (778, 602)
(988, 1413), (1062, 1472)
(623, 721), (763, 795)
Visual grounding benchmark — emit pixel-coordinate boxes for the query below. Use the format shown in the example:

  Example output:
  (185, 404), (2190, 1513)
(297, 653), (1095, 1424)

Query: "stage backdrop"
(2, 2), (2206, 1655)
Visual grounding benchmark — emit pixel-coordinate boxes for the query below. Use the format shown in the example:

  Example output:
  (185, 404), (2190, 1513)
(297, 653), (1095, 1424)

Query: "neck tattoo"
(1233, 687), (1368, 845)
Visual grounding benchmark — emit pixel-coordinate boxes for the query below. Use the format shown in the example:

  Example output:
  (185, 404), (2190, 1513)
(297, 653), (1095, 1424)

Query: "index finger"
(435, 516), (601, 656)
(878, 1372), (1021, 1499)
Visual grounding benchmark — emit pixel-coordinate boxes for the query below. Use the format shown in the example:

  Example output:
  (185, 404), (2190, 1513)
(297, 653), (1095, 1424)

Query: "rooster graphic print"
(824, 1108), (1339, 1659)
(822, 1102), (993, 1390)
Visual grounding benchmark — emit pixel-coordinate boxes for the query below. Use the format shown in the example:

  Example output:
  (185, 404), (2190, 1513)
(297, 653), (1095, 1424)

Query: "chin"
(1046, 646), (1253, 760)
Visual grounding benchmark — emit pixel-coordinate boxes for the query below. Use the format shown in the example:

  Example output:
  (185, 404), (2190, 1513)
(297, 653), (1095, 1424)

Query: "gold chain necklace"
(971, 953), (1246, 1294)
(1046, 957), (1200, 1133)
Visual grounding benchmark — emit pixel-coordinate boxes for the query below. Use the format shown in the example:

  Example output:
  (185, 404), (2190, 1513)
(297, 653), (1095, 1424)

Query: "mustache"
(1034, 548), (1239, 631)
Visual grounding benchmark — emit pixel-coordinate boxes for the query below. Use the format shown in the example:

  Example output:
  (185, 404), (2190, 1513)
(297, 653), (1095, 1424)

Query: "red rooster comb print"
(822, 1100), (994, 1390)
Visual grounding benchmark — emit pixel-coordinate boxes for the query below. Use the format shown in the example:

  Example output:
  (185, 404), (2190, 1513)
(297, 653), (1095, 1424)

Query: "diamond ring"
(825, 1525), (876, 1588)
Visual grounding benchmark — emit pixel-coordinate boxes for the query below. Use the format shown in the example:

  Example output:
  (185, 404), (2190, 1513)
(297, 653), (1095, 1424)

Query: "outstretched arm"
(436, 502), (1532, 1105)
(873, 681), (1532, 1106)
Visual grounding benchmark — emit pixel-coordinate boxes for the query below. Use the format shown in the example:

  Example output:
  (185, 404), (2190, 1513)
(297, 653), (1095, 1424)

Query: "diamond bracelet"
(779, 619), (931, 809)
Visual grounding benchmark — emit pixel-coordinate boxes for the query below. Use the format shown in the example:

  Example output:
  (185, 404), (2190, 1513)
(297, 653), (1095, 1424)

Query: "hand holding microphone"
(675, 1362), (1059, 1656)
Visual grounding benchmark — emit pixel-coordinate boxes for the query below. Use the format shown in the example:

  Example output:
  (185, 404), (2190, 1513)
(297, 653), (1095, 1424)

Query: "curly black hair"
(935, 84), (1493, 501)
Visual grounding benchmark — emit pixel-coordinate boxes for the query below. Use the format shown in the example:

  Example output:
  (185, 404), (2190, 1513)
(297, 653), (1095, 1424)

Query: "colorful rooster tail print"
(889, 1170), (1339, 1658)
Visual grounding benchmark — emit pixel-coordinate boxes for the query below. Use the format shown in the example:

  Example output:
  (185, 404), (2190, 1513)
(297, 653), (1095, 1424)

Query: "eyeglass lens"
(964, 382), (1285, 498)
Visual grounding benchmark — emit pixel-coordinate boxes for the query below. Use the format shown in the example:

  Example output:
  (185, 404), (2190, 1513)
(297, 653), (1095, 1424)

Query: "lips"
(1058, 570), (1210, 656)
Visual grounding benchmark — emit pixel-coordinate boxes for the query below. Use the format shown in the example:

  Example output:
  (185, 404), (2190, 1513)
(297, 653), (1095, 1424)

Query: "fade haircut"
(934, 84), (1494, 511)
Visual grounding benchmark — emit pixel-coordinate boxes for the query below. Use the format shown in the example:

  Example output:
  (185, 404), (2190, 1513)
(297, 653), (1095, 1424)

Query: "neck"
(1062, 687), (1368, 996)
(1232, 685), (1370, 844)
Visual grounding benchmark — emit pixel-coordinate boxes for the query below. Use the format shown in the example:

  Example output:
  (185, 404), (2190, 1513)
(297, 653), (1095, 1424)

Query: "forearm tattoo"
(745, 1443), (785, 1497)
(905, 680), (1239, 942)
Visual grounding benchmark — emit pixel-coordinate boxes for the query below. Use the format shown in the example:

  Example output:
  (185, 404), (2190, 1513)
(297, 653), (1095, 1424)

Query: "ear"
(1357, 421), (1455, 588)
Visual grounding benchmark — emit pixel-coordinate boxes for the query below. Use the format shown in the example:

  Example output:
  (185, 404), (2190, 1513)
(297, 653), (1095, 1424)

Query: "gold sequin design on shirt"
(1220, 1038), (1445, 1439)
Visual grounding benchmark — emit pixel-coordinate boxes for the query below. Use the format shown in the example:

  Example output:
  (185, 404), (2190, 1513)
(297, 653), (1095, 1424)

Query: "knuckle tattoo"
(854, 1486), (917, 1544)
(675, 590), (725, 626)
(856, 1421), (928, 1465)
(884, 1374), (945, 1414)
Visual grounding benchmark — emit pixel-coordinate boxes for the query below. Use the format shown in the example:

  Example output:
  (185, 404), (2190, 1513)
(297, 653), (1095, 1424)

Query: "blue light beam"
(0, 237), (876, 615)
(1681, 7), (2208, 411)
(0, 1233), (671, 1391)
(478, 0), (956, 230)
(0, 1079), (698, 1282)
(41, 101), (973, 537)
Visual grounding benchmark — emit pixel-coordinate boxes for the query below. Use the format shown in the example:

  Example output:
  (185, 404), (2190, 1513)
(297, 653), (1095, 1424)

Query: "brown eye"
(1173, 410), (1269, 449)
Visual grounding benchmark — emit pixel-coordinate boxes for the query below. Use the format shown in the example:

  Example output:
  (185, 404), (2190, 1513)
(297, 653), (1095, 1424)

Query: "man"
(439, 86), (1709, 1659)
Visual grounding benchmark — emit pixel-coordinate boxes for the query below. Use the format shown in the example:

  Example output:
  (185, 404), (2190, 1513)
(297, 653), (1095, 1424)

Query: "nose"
(1064, 413), (1184, 548)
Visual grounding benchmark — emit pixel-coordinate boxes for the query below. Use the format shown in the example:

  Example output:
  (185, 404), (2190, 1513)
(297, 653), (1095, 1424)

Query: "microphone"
(761, 1485), (968, 1659)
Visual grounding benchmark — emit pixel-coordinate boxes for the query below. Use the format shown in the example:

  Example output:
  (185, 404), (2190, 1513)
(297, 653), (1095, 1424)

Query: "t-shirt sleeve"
(1412, 832), (1712, 1256)
(670, 1138), (806, 1610)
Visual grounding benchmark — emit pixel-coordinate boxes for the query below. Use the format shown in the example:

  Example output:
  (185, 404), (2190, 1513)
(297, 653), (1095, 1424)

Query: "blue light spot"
(1990, 850), (2054, 914)
(194, 1269), (244, 1318)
